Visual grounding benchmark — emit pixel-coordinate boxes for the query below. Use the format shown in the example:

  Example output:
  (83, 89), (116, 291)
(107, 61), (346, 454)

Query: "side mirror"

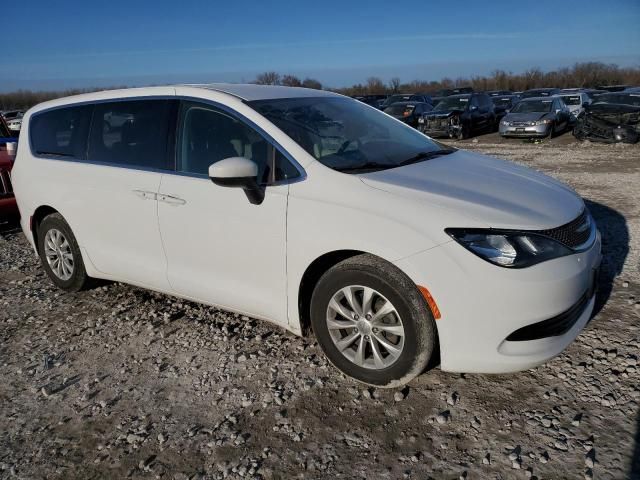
(555, 109), (561, 114)
(209, 157), (264, 205)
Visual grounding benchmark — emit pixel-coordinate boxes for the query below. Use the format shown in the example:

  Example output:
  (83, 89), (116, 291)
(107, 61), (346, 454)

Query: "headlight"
(446, 229), (572, 268)
(418, 117), (424, 123)
(501, 120), (510, 126)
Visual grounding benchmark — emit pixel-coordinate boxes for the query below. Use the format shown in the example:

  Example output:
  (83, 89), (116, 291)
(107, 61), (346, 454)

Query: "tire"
(37, 213), (93, 292)
(547, 122), (556, 139)
(456, 125), (469, 140)
(310, 254), (437, 388)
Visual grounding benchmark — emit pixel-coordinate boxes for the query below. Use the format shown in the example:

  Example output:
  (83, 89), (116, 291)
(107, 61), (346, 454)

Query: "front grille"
(511, 121), (530, 127)
(535, 210), (592, 249)
(506, 290), (591, 341)
(0, 169), (13, 197)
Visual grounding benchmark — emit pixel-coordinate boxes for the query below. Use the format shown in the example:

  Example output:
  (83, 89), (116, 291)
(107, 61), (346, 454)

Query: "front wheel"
(456, 125), (469, 140)
(310, 254), (437, 387)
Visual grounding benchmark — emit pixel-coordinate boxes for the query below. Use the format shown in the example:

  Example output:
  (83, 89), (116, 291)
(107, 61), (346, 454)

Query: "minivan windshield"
(249, 97), (453, 173)
(511, 100), (552, 113)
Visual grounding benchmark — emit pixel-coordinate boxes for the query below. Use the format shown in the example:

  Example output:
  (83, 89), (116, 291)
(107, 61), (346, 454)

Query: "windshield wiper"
(398, 149), (455, 167)
(335, 161), (394, 173)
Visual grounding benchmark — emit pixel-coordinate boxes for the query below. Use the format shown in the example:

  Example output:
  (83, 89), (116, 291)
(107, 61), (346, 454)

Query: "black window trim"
(28, 95), (307, 186)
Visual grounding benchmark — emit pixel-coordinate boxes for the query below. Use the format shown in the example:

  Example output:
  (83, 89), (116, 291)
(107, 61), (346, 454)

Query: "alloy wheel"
(326, 285), (405, 370)
(43, 228), (74, 281)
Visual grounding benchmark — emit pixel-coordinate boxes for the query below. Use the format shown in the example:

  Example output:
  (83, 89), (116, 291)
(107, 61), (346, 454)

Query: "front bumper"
(500, 123), (550, 137)
(419, 122), (461, 138)
(394, 229), (602, 373)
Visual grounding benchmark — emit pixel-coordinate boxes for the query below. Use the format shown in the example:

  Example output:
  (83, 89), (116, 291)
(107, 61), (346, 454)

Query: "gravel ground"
(1, 134), (639, 480)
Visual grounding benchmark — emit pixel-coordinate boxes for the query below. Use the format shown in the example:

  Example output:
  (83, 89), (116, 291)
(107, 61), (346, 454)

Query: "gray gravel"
(1, 135), (639, 479)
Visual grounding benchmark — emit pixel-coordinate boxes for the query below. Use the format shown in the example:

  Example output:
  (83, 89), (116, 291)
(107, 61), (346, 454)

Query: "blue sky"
(3, 0), (639, 92)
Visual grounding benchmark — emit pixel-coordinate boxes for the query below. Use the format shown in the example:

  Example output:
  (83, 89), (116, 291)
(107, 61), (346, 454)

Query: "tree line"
(1, 62), (638, 110)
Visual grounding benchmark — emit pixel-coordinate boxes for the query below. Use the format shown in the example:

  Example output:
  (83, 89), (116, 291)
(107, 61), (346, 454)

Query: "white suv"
(12, 84), (601, 387)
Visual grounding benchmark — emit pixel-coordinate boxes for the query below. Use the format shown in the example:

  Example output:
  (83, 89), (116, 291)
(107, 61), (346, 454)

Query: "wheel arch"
(297, 249), (364, 336)
(31, 205), (59, 252)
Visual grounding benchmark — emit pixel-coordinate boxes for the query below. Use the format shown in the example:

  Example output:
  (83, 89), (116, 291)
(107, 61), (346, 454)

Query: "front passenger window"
(178, 101), (299, 183)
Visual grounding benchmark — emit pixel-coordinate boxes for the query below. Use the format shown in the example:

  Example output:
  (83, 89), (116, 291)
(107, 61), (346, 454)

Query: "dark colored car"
(486, 90), (513, 96)
(491, 95), (520, 121)
(520, 88), (561, 99)
(500, 97), (571, 138)
(383, 101), (433, 128)
(597, 85), (634, 92)
(353, 94), (389, 108)
(434, 87), (474, 97)
(419, 93), (495, 139)
(574, 92), (640, 144)
(380, 93), (433, 110)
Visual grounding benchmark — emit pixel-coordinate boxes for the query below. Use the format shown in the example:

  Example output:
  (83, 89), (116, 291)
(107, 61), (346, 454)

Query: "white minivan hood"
(359, 149), (584, 230)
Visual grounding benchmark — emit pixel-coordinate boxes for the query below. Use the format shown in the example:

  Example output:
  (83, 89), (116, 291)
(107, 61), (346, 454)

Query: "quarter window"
(30, 105), (92, 158)
(88, 100), (173, 170)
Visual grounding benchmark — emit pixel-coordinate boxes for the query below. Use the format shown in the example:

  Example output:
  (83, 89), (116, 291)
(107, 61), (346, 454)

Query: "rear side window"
(88, 100), (173, 170)
(30, 105), (92, 158)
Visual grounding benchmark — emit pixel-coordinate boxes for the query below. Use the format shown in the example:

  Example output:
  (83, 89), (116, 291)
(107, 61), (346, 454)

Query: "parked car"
(0, 148), (17, 222)
(434, 87), (474, 97)
(485, 90), (513, 96)
(500, 97), (571, 138)
(380, 93), (432, 110)
(574, 92), (640, 144)
(520, 88), (561, 99)
(13, 85), (601, 387)
(597, 85), (634, 92)
(353, 94), (388, 108)
(0, 115), (18, 221)
(561, 88), (607, 101)
(0, 116), (18, 145)
(419, 93), (495, 139)
(1, 110), (24, 133)
(557, 92), (591, 121)
(491, 95), (521, 122)
(383, 101), (433, 128)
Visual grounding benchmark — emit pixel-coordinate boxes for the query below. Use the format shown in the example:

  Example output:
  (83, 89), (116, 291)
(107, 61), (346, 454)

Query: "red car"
(0, 149), (17, 222)
(0, 116), (18, 222)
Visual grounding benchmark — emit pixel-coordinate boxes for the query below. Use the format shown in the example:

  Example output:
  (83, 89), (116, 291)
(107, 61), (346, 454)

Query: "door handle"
(133, 189), (157, 200)
(158, 194), (186, 206)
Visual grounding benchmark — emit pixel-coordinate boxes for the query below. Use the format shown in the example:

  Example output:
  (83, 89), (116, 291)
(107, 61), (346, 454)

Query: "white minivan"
(12, 84), (601, 387)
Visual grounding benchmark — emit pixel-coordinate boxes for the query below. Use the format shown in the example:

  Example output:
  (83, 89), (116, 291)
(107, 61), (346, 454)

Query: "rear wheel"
(37, 213), (93, 292)
(310, 254), (437, 387)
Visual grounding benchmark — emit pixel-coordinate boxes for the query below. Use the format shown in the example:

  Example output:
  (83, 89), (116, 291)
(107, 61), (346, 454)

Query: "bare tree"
(254, 72), (281, 85)
(281, 75), (302, 87)
(389, 77), (401, 93)
(301, 78), (322, 90)
(365, 76), (385, 94)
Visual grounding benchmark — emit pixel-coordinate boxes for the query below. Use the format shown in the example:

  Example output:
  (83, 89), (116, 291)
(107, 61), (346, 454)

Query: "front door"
(158, 101), (297, 325)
